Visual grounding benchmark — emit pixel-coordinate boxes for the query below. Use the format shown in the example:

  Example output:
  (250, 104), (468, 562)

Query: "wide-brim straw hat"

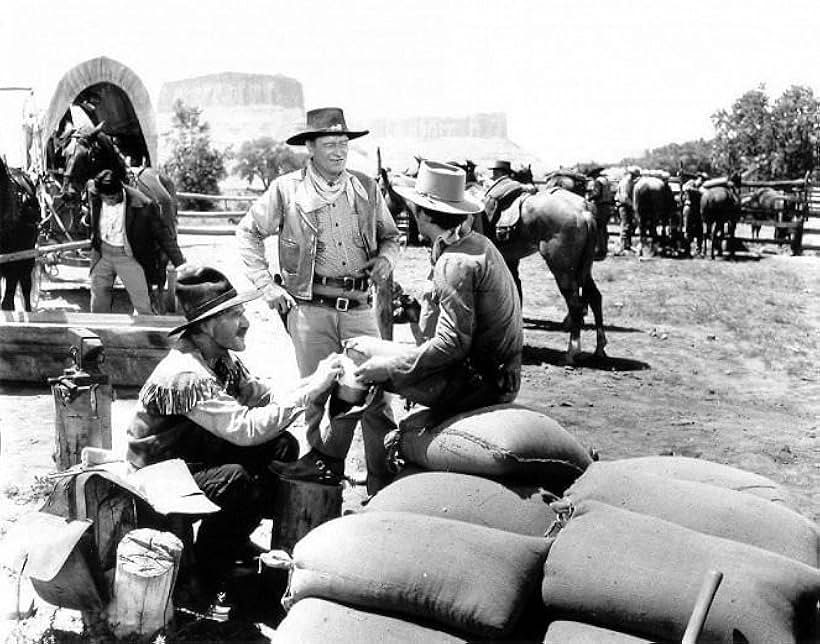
(169, 266), (260, 336)
(286, 107), (369, 146)
(394, 160), (484, 216)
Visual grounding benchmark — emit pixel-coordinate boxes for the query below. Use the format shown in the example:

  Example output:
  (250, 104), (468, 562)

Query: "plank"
(0, 313), (183, 386)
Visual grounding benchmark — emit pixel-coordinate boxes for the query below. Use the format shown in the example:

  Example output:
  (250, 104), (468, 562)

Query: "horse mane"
(0, 157), (20, 232)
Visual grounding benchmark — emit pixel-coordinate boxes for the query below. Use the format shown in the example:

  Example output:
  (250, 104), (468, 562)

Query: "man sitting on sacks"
(126, 264), (343, 603)
(345, 160), (523, 432)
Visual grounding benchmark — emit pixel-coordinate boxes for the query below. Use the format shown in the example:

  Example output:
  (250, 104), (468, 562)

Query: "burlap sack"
(541, 500), (820, 644)
(285, 511), (551, 638)
(276, 597), (468, 644)
(564, 462), (819, 566)
(396, 404), (592, 491)
(365, 470), (558, 537)
(543, 620), (655, 643)
(599, 455), (794, 506)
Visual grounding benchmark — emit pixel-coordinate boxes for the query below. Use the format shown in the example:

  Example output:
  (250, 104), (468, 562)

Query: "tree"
(711, 84), (820, 179)
(711, 85), (772, 176)
(233, 137), (305, 189)
(621, 139), (715, 176)
(161, 100), (226, 211)
(768, 85), (820, 179)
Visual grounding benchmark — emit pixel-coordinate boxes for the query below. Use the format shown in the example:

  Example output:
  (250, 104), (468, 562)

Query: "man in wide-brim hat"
(347, 160), (523, 423)
(236, 107), (401, 494)
(126, 264), (343, 601)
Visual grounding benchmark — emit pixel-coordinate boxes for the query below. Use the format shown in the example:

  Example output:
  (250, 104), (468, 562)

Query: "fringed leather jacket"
(127, 336), (307, 468)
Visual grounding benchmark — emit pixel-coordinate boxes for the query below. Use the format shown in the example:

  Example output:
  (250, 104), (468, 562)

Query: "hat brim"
(168, 288), (261, 336)
(286, 129), (369, 146)
(394, 183), (484, 216)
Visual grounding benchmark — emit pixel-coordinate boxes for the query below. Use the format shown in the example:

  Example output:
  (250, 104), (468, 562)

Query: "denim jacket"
(236, 167), (401, 299)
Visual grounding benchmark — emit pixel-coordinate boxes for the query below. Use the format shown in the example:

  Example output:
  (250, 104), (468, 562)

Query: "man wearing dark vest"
(236, 107), (401, 494)
(482, 160), (528, 239)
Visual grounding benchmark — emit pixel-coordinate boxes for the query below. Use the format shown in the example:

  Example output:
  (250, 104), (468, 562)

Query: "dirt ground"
(0, 235), (818, 641)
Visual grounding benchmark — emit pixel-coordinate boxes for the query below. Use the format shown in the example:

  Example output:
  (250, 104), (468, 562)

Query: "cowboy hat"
(489, 160), (512, 173)
(393, 160), (483, 216)
(169, 266), (260, 336)
(286, 107), (368, 146)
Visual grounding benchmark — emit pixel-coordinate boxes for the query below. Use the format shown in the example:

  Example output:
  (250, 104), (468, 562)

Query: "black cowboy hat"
(87, 169), (123, 196)
(489, 160), (512, 173)
(169, 266), (260, 336)
(286, 107), (369, 146)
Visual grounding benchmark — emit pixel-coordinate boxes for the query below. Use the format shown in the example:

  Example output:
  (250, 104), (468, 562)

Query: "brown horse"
(0, 159), (40, 311)
(701, 180), (741, 260)
(475, 187), (607, 364)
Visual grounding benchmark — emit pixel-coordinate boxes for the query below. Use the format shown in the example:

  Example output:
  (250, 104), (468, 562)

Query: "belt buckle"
(343, 277), (355, 291)
(335, 297), (350, 312)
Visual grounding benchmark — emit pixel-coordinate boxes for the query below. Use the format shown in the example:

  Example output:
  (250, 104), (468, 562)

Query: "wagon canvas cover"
(40, 56), (158, 167)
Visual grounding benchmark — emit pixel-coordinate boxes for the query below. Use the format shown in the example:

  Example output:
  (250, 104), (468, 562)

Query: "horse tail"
(579, 207), (597, 284)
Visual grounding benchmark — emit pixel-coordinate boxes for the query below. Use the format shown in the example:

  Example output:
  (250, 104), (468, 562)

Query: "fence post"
(791, 217), (804, 256)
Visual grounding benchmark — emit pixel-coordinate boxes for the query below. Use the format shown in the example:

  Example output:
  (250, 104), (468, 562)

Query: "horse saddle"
(494, 194), (529, 243)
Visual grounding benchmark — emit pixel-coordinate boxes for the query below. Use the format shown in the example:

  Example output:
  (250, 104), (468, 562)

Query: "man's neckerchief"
(305, 160), (351, 205)
(211, 354), (250, 399)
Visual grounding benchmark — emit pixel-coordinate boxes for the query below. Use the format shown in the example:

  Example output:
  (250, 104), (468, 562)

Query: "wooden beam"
(176, 192), (258, 202)
(0, 240), (91, 265)
(177, 225), (236, 236)
(0, 312), (183, 386)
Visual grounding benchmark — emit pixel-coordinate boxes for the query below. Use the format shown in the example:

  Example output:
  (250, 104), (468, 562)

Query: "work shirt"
(385, 231), (522, 395)
(312, 190), (369, 277)
(99, 190), (126, 247)
(616, 175), (635, 207)
(126, 336), (308, 468)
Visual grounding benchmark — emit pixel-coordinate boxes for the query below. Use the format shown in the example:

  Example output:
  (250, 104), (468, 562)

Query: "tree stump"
(107, 528), (182, 640)
(271, 479), (342, 553)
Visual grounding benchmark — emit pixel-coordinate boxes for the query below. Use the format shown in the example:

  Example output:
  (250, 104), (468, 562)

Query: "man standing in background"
(615, 165), (641, 255)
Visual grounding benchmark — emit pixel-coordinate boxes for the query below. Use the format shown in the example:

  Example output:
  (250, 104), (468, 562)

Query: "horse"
(60, 123), (180, 309)
(741, 187), (799, 240)
(632, 175), (678, 256)
(701, 182), (741, 260)
(543, 170), (588, 198)
(378, 167), (421, 246)
(474, 187), (607, 364)
(0, 158), (41, 311)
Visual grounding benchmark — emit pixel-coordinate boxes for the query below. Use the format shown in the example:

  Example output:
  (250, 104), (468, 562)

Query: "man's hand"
(363, 256), (393, 288)
(305, 354), (344, 400)
(353, 355), (392, 384)
(262, 282), (296, 315)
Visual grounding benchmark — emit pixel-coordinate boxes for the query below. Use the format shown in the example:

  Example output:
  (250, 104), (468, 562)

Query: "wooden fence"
(176, 191), (256, 236)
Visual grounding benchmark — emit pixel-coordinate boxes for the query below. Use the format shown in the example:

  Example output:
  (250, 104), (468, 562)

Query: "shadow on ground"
(522, 345), (650, 371)
(523, 316), (642, 334)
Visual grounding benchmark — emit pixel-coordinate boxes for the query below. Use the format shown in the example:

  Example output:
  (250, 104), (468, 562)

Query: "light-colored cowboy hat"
(393, 160), (483, 216)
(169, 265), (260, 336)
(286, 107), (368, 146)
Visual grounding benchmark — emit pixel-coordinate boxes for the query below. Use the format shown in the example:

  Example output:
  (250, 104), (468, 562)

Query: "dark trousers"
(181, 432), (299, 584)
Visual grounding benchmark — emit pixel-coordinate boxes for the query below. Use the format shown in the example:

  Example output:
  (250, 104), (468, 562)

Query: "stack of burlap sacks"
(273, 404), (820, 643)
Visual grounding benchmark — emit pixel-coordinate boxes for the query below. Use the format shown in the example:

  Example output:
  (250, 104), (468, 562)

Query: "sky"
(1, 0), (820, 168)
